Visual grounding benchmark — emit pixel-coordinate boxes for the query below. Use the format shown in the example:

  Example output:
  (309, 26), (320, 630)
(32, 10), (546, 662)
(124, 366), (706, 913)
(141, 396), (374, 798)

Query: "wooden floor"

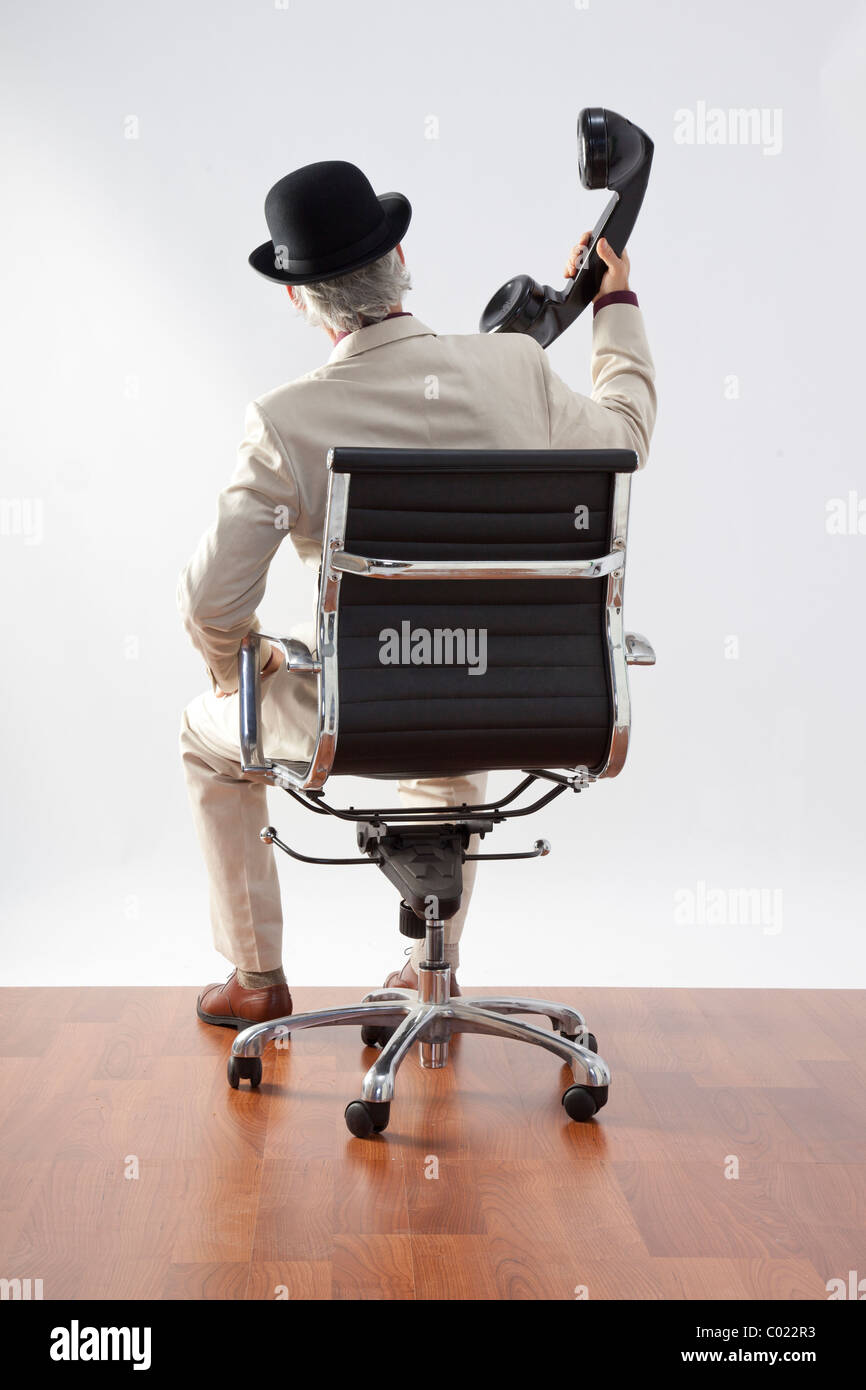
(0, 986), (863, 1300)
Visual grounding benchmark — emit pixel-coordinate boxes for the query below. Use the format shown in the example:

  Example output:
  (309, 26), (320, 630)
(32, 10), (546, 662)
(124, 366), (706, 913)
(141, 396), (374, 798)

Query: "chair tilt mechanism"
(230, 446), (655, 1138)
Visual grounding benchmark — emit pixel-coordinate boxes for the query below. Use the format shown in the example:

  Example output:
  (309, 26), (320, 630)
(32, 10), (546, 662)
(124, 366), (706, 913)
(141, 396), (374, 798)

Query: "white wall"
(2, 0), (864, 987)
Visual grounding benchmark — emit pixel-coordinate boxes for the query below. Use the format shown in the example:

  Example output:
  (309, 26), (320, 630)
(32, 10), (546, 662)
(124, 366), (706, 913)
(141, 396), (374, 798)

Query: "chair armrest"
(625, 632), (656, 665)
(278, 638), (321, 673)
(239, 633), (267, 771)
(238, 631), (322, 774)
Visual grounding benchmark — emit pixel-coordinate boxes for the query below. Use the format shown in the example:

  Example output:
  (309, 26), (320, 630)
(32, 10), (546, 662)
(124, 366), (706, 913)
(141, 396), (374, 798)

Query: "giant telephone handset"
(480, 108), (653, 349)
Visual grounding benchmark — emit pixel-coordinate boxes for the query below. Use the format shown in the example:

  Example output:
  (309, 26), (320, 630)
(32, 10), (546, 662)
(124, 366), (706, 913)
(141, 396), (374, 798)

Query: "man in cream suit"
(179, 160), (656, 1028)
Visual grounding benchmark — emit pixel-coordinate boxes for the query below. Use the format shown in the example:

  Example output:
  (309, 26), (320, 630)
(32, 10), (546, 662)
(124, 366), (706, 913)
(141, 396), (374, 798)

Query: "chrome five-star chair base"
(229, 914), (609, 1137)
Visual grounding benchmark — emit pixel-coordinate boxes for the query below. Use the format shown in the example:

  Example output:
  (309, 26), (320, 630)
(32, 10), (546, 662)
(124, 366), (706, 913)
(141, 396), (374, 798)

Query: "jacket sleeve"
(176, 400), (300, 694)
(535, 302), (657, 468)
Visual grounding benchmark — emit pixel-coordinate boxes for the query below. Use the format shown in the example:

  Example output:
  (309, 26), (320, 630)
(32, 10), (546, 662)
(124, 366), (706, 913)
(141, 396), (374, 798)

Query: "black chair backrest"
(327, 448), (637, 779)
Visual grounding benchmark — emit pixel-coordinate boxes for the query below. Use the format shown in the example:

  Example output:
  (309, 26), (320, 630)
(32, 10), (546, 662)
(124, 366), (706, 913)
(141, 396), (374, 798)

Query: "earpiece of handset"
(579, 106), (652, 198)
(577, 108), (610, 189)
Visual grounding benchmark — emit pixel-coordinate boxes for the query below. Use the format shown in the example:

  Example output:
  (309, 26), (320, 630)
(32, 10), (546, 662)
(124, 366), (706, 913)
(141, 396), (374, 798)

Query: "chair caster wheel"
(345, 1099), (390, 1137)
(360, 1023), (396, 1049)
(227, 1055), (262, 1089)
(562, 1083), (608, 1121)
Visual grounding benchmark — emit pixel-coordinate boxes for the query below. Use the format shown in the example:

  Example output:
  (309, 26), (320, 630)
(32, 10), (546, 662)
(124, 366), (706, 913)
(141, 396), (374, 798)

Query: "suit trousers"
(179, 662), (488, 975)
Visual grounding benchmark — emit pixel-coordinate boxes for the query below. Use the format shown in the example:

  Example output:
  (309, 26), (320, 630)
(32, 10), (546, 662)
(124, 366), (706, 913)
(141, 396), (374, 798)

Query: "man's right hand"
(260, 646), (282, 680)
(214, 645), (282, 699)
(564, 232), (631, 299)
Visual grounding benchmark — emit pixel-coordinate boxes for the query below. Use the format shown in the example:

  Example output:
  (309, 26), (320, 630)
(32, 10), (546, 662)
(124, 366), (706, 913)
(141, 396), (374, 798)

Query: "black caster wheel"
(227, 1055), (262, 1089)
(360, 1023), (397, 1049)
(562, 1083), (608, 1121)
(344, 1099), (391, 1137)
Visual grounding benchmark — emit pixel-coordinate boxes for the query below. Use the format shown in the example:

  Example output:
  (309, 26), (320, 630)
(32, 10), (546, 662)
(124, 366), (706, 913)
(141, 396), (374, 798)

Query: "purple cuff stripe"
(593, 290), (639, 316)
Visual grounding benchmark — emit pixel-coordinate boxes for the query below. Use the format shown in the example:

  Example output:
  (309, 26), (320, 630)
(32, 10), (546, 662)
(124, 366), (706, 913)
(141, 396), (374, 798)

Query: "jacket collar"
(327, 313), (436, 364)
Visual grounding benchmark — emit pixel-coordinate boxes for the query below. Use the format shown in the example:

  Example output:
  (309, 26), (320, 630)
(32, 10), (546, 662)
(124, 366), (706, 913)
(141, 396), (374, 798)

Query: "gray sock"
(237, 966), (286, 989)
(409, 940), (459, 974)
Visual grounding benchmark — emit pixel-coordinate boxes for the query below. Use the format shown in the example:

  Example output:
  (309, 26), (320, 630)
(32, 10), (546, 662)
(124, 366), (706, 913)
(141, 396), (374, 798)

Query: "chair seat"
(274, 761), (482, 783)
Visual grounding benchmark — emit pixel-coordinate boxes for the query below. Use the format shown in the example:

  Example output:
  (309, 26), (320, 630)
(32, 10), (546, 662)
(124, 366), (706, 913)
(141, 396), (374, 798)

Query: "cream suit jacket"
(178, 305), (656, 694)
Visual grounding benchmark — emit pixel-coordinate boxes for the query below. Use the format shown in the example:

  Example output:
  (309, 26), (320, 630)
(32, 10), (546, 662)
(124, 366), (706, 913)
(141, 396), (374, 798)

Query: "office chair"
(230, 446), (654, 1136)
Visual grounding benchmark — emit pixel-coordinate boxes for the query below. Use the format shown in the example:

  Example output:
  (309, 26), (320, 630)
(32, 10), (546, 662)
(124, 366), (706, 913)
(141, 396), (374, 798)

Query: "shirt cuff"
(593, 290), (639, 316)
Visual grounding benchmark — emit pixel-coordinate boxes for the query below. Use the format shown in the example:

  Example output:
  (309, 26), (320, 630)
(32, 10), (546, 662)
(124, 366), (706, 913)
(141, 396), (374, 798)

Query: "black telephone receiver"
(479, 108), (653, 349)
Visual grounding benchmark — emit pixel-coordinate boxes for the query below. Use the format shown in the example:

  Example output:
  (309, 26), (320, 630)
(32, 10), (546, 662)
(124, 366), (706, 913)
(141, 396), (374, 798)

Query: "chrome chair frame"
(229, 447), (655, 1135)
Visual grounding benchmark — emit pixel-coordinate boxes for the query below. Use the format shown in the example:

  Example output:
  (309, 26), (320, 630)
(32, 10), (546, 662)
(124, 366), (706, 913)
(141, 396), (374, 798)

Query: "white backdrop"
(2, 0), (864, 988)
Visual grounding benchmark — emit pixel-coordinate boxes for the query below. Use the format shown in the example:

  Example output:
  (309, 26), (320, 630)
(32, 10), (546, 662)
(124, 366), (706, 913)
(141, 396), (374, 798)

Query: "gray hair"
(290, 246), (412, 336)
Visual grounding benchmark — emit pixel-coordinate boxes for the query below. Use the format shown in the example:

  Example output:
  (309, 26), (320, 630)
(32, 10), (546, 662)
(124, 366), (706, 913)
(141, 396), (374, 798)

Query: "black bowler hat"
(248, 160), (411, 286)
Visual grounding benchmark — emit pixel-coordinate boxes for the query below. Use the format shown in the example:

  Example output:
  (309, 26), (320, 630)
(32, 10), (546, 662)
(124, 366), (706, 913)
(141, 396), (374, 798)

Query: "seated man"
(178, 158), (656, 1028)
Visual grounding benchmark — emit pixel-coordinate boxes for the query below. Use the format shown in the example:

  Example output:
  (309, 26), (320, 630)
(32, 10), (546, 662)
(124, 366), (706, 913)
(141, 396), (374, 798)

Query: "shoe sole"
(196, 1000), (295, 1030)
(196, 1001), (258, 1030)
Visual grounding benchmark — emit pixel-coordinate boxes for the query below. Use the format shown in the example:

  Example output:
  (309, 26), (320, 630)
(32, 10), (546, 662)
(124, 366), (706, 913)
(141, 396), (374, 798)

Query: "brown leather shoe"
(196, 970), (293, 1029)
(383, 959), (461, 997)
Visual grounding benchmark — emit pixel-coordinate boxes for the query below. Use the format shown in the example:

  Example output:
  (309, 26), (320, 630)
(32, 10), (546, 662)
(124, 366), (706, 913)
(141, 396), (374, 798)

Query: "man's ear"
(286, 286), (295, 303)
(396, 243), (405, 265)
